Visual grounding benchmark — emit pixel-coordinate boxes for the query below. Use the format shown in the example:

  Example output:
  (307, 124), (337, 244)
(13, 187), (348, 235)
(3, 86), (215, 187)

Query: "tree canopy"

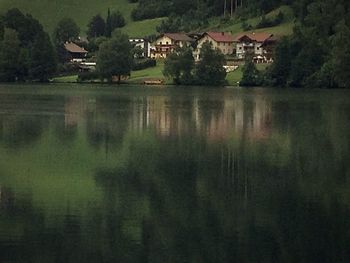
(0, 9), (57, 82)
(163, 46), (195, 85)
(87, 15), (106, 39)
(53, 18), (80, 45)
(194, 42), (227, 86)
(96, 31), (132, 83)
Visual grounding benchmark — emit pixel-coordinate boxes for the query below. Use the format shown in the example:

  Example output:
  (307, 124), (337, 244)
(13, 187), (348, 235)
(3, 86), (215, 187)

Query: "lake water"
(0, 84), (349, 262)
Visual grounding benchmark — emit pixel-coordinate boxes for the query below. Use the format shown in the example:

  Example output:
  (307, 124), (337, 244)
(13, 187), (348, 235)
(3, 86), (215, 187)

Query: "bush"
(77, 71), (100, 82)
(132, 58), (156, 71)
(256, 11), (284, 29)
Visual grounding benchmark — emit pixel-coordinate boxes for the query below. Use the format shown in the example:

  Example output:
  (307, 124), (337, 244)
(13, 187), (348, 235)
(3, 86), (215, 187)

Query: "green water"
(0, 84), (349, 262)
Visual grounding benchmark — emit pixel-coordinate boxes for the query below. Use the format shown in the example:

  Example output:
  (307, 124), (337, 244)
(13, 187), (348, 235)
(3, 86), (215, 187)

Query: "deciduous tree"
(194, 42), (227, 86)
(87, 15), (106, 39)
(97, 31), (132, 83)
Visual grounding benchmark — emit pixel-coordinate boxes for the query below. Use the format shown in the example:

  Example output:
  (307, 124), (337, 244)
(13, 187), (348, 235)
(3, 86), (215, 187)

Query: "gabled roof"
(233, 32), (274, 43)
(204, 32), (234, 42)
(64, 42), (88, 54)
(163, 33), (193, 42)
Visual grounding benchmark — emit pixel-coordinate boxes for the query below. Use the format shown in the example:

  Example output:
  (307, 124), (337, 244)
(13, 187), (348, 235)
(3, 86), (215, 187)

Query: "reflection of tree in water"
(0, 115), (46, 148)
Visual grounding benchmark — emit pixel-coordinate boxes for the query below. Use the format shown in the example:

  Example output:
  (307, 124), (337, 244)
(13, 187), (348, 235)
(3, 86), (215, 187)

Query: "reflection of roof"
(234, 33), (274, 42)
(163, 33), (193, 42)
(64, 42), (88, 53)
(204, 32), (234, 42)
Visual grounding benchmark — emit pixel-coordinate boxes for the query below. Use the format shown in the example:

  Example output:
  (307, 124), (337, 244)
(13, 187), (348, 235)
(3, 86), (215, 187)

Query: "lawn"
(0, 0), (139, 35)
(128, 60), (166, 84)
(52, 75), (78, 83)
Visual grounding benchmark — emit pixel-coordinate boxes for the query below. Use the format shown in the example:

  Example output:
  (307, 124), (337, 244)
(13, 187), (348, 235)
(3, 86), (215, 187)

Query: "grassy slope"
(0, 0), (161, 37)
(211, 5), (295, 36)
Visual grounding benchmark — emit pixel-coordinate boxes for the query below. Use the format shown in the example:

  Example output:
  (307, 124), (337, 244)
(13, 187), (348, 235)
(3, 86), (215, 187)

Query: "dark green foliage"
(194, 42), (227, 86)
(0, 28), (21, 82)
(0, 18), (4, 40)
(331, 20), (350, 88)
(77, 71), (100, 82)
(105, 9), (126, 37)
(241, 20), (253, 31)
(266, 37), (292, 87)
(256, 11), (284, 29)
(53, 18), (80, 45)
(97, 31), (133, 83)
(28, 32), (57, 82)
(156, 16), (182, 33)
(132, 58), (156, 71)
(2, 8), (44, 47)
(87, 15), (106, 39)
(0, 9), (57, 82)
(266, 0), (350, 88)
(240, 56), (262, 86)
(163, 46), (195, 85)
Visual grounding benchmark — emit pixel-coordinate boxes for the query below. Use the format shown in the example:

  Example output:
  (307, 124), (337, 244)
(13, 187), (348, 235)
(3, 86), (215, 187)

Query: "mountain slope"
(0, 0), (138, 35)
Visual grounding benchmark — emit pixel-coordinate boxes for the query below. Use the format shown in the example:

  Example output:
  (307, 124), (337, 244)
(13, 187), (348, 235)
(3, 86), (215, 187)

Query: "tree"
(29, 32), (57, 82)
(267, 37), (292, 86)
(87, 15), (106, 39)
(163, 46), (194, 84)
(194, 42), (227, 86)
(3, 8), (44, 47)
(240, 55), (262, 86)
(332, 20), (350, 88)
(0, 19), (4, 40)
(97, 31), (132, 83)
(105, 9), (125, 37)
(0, 28), (21, 81)
(53, 18), (80, 45)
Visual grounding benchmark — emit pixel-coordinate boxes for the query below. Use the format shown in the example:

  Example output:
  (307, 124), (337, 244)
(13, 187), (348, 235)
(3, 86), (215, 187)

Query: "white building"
(129, 38), (151, 58)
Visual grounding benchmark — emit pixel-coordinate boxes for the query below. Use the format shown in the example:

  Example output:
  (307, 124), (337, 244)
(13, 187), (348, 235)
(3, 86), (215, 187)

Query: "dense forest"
(267, 0), (350, 88)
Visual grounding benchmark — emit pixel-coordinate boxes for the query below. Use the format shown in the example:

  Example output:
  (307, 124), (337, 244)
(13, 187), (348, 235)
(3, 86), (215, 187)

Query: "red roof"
(233, 32), (274, 43)
(163, 33), (193, 42)
(204, 32), (234, 42)
(64, 42), (88, 54)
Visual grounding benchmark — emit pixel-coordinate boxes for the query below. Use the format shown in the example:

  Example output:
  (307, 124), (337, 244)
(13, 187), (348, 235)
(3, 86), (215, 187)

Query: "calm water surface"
(0, 84), (349, 262)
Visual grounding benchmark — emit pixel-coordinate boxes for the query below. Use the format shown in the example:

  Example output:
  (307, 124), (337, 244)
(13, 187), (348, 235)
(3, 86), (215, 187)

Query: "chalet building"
(64, 42), (88, 62)
(129, 38), (151, 58)
(150, 33), (194, 59)
(194, 32), (234, 60)
(234, 33), (276, 62)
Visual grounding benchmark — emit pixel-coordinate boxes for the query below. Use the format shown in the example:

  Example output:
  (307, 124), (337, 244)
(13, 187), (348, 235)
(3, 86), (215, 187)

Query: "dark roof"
(64, 42), (88, 54)
(204, 32), (234, 42)
(233, 32), (274, 43)
(163, 33), (193, 42)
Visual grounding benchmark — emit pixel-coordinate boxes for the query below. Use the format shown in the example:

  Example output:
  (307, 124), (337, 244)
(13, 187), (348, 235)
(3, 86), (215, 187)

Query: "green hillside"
(211, 5), (295, 36)
(1, 1), (294, 38)
(0, 0), (162, 37)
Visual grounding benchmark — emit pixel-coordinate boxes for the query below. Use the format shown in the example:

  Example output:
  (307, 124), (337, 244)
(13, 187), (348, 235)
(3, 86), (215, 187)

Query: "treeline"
(266, 0), (350, 88)
(0, 9), (56, 82)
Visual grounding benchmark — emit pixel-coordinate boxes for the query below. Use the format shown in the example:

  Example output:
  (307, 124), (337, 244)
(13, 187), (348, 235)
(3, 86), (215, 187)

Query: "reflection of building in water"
(128, 93), (272, 142)
(61, 92), (273, 144)
(64, 96), (87, 128)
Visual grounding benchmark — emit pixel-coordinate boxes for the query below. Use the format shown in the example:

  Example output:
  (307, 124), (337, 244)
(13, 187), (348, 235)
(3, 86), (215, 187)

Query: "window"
(160, 41), (162, 45)
(166, 41), (169, 45)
